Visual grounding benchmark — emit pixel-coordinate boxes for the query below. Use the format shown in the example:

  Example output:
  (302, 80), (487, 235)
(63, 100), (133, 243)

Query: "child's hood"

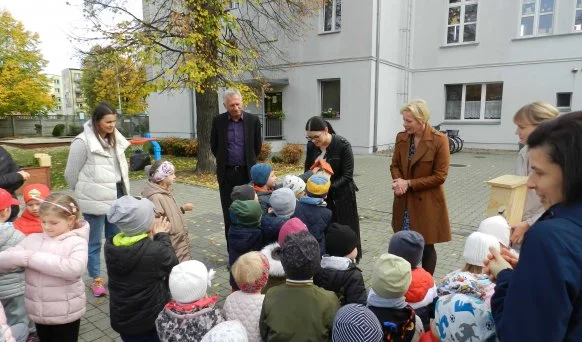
(51, 221), (90, 241)
(0, 222), (24, 250)
(261, 242), (285, 277)
(320, 255), (353, 271)
(142, 180), (170, 198)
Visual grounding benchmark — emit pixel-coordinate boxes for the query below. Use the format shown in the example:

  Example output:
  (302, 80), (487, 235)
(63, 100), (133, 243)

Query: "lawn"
(2, 145), (304, 190)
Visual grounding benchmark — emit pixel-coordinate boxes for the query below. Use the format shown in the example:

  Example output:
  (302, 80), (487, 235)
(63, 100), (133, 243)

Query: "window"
(557, 92), (572, 111)
(226, 1), (238, 10)
(446, 0), (478, 44)
(323, 0), (341, 32)
(54, 88), (60, 93)
(445, 83), (503, 120)
(320, 79), (340, 119)
(53, 79), (60, 84)
(576, 0), (582, 31)
(520, 0), (554, 36)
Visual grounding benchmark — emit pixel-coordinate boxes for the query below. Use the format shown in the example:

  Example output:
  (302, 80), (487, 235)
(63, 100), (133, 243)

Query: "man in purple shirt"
(211, 89), (263, 247)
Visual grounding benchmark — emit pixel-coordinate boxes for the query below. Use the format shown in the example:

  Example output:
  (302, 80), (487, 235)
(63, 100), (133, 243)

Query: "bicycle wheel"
(454, 136), (464, 153)
(448, 136), (457, 154)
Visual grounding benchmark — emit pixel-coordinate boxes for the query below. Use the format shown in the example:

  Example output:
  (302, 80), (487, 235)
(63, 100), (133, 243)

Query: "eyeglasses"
(305, 133), (323, 141)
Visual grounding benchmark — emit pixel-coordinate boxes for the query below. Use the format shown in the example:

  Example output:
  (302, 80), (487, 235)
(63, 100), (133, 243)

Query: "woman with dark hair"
(65, 101), (130, 297)
(304, 116), (362, 261)
(484, 111), (582, 341)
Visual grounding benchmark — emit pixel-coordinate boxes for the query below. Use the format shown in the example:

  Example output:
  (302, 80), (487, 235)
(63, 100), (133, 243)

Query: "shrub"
(257, 142), (271, 162)
(271, 155), (283, 163)
(69, 125), (83, 136)
(52, 124), (65, 137)
(280, 144), (303, 164)
(157, 137), (198, 157)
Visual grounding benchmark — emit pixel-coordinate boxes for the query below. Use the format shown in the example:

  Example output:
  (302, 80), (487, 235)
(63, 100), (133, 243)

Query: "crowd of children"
(0, 160), (517, 341)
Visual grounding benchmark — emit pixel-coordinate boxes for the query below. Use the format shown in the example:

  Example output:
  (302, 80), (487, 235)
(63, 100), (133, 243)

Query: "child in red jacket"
(13, 184), (50, 236)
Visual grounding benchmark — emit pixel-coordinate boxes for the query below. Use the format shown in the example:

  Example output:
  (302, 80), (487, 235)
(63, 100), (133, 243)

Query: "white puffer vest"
(74, 121), (130, 215)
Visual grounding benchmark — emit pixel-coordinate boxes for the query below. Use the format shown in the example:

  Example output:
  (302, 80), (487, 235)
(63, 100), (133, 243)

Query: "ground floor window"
(445, 82), (503, 120)
(320, 79), (340, 119)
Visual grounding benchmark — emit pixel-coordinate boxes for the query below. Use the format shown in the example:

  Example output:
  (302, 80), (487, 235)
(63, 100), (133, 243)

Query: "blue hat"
(250, 163), (273, 187)
(305, 174), (331, 198)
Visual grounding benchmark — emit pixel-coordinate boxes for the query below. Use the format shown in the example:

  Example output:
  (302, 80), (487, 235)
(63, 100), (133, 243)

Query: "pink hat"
(278, 217), (308, 246)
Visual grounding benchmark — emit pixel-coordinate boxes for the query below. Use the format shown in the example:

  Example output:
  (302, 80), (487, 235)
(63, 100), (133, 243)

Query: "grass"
(2, 145), (304, 190)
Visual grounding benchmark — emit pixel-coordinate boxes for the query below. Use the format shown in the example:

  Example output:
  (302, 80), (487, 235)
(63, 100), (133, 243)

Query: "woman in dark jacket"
(484, 111), (582, 341)
(304, 116), (361, 261)
(0, 146), (30, 221)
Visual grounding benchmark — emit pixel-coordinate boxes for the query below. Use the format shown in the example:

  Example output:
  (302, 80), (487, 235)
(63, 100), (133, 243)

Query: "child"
(437, 232), (498, 307)
(282, 175), (306, 199)
(201, 321), (248, 342)
(105, 196), (179, 341)
(260, 231), (340, 341)
(332, 304), (383, 342)
(0, 193), (89, 342)
(314, 223), (366, 305)
(293, 175), (332, 255)
(388, 231), (437, 330)
(250, 163), (277, 214)
(224, 252), (270, 342)
(431, 293), (496, 342)
(156, 260), (225, 342)
(260, 218), (308, 293)
(261, 188), (296, 244)
(13, 184), (50, 236)
(228, 200), (263, 289)
(0, 189), (28, 342)
(231, 185), (258, 202)
(367, 253), (423, 342)
(143, 160), (193, 262)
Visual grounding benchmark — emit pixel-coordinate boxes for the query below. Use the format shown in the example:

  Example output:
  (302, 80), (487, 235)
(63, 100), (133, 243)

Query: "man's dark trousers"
(219, 165), (250, 244)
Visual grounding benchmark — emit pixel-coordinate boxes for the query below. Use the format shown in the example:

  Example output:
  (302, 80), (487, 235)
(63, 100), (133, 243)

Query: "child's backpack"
(382, 306), (417, 342)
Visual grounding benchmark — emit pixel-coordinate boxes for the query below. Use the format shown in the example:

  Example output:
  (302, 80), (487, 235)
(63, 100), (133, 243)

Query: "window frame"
(444, 82), (504, 121)
(519, 0), (555, 37)
(556, 92), (573, 112)
(319, 79), (341, 119)
(445, 0), (479, 45)
(321, 0), (341, 33)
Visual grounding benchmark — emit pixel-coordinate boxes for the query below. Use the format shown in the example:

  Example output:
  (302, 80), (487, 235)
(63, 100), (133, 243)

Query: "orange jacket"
(405, 267), (434, 303)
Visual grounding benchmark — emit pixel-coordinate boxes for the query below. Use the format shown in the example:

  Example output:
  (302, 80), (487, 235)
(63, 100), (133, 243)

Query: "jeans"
(84, 182), (124, 278)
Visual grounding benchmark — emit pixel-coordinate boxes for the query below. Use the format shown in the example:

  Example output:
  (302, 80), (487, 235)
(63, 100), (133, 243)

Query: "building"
(62, 68), (86, 117)
(46, 74), (64, 115)
(146, 0), (582, 152)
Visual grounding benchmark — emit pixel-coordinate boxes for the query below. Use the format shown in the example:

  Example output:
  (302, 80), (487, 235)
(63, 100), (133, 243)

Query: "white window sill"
(442, 120), (501, 125)
(512, 31), (582, 41)
(440, 41), (479, 49)
(318, 30), (341, 36)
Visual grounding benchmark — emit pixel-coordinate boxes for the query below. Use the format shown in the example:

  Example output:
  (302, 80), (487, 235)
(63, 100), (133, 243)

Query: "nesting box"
(309, 159), (334, 180)
(34, 153), (52, 167)
(486, 175), (529, 225)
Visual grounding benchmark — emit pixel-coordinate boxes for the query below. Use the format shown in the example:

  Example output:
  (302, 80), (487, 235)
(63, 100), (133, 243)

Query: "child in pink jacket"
(0, 193), (88, 342)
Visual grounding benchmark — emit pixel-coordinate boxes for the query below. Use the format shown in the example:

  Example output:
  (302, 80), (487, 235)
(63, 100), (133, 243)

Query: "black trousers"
(218, 166), (250, 246)
(36, 319), (80, 342)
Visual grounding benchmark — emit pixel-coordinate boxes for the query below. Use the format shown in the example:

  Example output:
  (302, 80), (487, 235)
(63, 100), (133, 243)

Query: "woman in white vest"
(65, 102), (130, 297)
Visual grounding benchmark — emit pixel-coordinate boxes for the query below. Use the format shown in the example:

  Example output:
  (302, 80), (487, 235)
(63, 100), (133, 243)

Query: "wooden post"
(486, 175), (529, 225)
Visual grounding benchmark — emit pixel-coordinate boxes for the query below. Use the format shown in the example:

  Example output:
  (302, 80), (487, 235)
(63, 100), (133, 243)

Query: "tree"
(80, 45), (150, 114)
(0, 10), (54, 115)
(80, 0), (324, 172)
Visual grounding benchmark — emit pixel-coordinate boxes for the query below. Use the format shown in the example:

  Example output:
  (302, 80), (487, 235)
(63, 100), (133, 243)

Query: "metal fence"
(258, 116), (284, 140)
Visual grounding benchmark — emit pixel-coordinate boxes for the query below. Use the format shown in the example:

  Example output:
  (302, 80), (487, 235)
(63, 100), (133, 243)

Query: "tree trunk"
(195, 89), (219, 173)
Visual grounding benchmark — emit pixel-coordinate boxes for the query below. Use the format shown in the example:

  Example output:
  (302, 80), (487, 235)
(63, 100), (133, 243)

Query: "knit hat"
(388, 231), (425, 268)
(434, 294), (496, 342)
(305, 174), (331, 198)
(371, 253), (412, 299)
(22, 184), (50, 203)
(107, 196), (155, 237)
(201, 321), (248, 342)
(281, 231), (320, 280)
(332, 304), (383, 342)
(0, 188), (19, 210)
(169, 260), (215, 304)
(463, 232), (500, 267)
(269, 188), (296, 217)
(278, 217), (308, 246)
(229, 200), (262, 227)
(231, 185), (256, 202)
(477, 215), (510, 247)
(283, 175), (306, 196)
(325, 223), (357, 257)
(250, 163), (273, 187)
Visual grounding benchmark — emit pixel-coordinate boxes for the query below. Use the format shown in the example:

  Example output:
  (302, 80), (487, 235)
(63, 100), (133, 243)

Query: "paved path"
(73, 150), (516, 341)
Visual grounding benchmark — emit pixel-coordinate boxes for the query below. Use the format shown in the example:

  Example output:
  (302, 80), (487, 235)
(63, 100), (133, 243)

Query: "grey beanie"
(107, 196), (155, 237)
(269, 188), (297, 217)
(281, 231), (320, 280)
(388, 231), (425, 268)
(231, 185), (256, 201)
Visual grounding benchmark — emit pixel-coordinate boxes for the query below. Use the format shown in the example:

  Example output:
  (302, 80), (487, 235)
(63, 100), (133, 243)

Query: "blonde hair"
(232, 251), (269, 291)
(462, 263), (483, 274)
(39, 193), (82, 221)
(513, 101), (559, 125)
(400, 99), (431, 123)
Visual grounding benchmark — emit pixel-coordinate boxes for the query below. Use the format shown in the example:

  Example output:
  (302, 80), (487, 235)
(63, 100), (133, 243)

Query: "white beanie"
(477, 215), (510, 247)
(169, 260), (215, 304)
(463, 232), (500, 267)
(269, 188), (297, 217)
(283, 175), (306, 196)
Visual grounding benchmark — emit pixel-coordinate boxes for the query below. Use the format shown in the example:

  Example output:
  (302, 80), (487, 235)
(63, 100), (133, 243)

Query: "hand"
(483, 247), (513, 281)
(12, 250), (34, 267)
(152, 216), (170, 235)
(312, 166), (321, 174)
(18, 171), (30, 181)
(392, 178), (409, 196)
(182, 203), (193, 212)
(500, 248), (519, 268)
(510, 221), (530, 245)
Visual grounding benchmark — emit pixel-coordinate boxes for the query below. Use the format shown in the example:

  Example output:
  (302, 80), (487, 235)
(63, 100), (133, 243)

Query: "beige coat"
(142, 181), (192, 262)
(516, 145), (545, 225)
(390, 125), (452, 244)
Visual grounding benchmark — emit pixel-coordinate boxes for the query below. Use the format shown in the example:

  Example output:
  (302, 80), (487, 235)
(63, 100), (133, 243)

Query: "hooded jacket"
(260, 213), (287, 245)
(260, 243), (286, 293)
(293, 200), (332, 256)
(313, 256), (366, 305)
(142, 181), (192, 262)
(0, 224), (24, 300)
(105, 232), (179, 335)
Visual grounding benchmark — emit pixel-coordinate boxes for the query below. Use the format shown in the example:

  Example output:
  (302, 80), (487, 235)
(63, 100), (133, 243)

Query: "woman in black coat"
(304, 116), (362, 261)
(0, 146), (30, 221)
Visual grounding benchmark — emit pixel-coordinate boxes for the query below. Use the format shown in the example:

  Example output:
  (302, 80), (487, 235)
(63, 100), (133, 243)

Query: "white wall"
(147, 90), (195, 138)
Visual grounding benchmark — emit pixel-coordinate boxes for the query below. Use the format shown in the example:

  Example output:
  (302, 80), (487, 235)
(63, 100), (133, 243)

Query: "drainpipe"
(189, 88), (197, 139)
(372, 0), (382, 153)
